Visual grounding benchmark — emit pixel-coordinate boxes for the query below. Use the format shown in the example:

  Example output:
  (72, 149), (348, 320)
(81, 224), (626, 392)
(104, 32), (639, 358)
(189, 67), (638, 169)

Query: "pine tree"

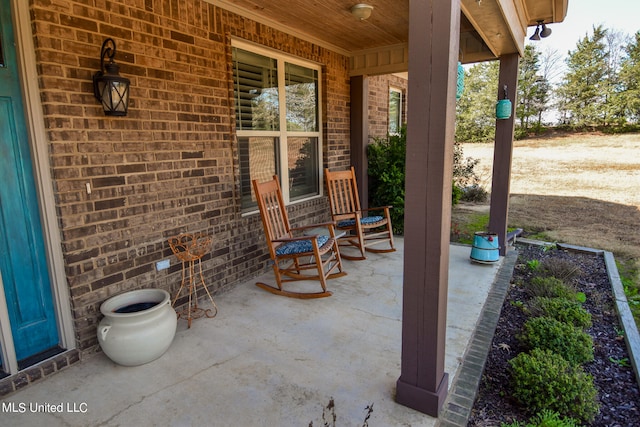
(517, 45), (551, 134)
(602, 29), (630, 125)
(557, 25), (610, 127)
(619, 32), (640, 123)
(455, 61), (499, 142)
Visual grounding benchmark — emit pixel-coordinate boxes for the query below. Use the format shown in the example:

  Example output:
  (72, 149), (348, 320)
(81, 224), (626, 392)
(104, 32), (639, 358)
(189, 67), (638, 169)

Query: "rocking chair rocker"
(325, 167), (395, 260)
(252, 176), (346, 299)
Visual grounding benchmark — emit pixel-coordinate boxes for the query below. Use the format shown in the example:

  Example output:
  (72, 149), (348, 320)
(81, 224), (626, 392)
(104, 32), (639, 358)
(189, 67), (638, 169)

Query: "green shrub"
(527, 409), (581, 427)
(527, 297), (592, 329)
(500, 410), (581, 427)
(367, 129), (406, 234)
(367, 127), (483, 234)
(453, 142), (481, 189)
(460, 183), (488, 202)
(518, 317), (594, 365)
(452, 143), (486, 203)
(526, 277), (576, 300)
(539, 258), (583, 283)
(509, 349), (599, 423)
(527, 259), (541, 272)
(452, 182), (463, 205)
(514, 126), (529, 141)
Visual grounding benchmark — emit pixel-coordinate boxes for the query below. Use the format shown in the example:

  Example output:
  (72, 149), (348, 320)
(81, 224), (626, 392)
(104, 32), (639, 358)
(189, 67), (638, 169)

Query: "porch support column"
(489, 53), (519, 256)
(396, 0), (460, 417)
(350, 75), (369, 209)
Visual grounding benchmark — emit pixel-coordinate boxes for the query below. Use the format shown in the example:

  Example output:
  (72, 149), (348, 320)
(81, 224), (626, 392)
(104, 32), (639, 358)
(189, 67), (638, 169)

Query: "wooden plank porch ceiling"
(206, 0), (567, 74)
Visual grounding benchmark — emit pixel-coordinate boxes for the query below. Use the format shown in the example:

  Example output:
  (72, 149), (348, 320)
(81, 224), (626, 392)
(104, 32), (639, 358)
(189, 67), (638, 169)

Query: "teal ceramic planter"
(496, 99), (512, 119)
(470, 232), (499, 264)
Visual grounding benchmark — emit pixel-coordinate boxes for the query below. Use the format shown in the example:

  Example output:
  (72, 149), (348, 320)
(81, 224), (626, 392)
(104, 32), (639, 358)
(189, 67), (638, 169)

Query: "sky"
(529, 0), (640, 58)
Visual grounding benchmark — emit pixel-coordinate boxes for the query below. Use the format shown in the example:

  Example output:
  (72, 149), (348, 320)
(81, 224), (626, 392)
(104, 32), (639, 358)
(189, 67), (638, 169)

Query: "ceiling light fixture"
(540, 22), (552, 38)
(351, 3), (373, 21)
(529, 20), (552, 41)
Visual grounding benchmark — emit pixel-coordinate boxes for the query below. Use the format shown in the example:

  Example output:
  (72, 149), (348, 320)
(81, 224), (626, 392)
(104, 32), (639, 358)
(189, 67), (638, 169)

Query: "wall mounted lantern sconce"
(529, 21), (552, 41)
(93, 38), (130, 116)
(351, 4), (373, 21)
(496, 85), (512, 120)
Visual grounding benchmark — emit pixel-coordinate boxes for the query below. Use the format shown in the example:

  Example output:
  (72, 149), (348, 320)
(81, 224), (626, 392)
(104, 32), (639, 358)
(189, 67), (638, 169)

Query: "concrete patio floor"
(0, 238), (511, 426)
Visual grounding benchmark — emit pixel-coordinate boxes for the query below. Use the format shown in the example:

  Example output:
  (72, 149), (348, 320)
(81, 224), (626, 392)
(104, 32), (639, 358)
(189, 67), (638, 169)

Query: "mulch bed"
(468, 243), (640, 426)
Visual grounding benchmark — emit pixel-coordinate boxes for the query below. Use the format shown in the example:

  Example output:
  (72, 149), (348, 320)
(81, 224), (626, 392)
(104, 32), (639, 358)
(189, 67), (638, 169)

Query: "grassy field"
(453, 132), (640, 317)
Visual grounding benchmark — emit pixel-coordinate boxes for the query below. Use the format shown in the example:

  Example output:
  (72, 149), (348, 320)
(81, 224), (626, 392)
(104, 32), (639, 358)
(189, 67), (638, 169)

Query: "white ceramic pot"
(98, 289), (177, 366)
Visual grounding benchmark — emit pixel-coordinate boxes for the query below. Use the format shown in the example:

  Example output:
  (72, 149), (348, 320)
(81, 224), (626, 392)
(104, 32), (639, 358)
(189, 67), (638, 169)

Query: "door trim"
(9, 1), (75, 361)
(0, 276), (18, 373)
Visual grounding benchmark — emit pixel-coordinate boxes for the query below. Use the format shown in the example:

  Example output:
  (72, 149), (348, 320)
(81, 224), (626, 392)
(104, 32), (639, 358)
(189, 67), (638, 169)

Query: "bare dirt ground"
(459, 132), (640, 266)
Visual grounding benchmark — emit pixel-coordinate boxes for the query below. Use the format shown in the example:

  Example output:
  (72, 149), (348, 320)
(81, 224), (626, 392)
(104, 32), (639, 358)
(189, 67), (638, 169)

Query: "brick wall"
(368, 74), (408, 141)
(30, 0), (351, 355)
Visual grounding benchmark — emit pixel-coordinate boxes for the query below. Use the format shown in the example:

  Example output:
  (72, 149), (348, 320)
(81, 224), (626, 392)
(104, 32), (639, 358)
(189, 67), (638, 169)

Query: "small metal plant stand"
(168, 233), (218, 328)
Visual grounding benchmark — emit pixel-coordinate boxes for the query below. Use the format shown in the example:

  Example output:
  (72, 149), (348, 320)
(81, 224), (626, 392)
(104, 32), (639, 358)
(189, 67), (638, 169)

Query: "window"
(232, 42), (322, 211)
(389, 87), (403, 135)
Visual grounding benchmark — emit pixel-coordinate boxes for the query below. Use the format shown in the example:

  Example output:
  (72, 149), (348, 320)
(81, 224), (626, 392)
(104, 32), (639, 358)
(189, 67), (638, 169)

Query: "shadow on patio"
(0, 238), (513, 426)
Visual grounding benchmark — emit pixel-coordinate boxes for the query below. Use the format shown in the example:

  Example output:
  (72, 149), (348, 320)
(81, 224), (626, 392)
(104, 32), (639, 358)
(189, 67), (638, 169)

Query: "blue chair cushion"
(276, 235), (330, 256)
(337, 215), (384, 228)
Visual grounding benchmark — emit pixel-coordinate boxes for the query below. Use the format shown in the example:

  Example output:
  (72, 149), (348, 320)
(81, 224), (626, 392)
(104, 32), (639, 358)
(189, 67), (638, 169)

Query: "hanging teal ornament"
(496, 85), (512, 119)
(456, 61), (465, 101)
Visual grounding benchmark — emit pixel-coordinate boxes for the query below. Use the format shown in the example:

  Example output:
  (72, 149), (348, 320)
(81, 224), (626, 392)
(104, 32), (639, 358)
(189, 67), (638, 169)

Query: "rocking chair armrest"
(290, 221), (337, 232)
(337, 208), (391, 216)
(331, 211), (362, 218)
(360, 206), (393, 212)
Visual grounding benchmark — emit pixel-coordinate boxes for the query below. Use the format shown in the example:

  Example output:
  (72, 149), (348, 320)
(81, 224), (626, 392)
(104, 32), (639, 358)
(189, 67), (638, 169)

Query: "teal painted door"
(0, 0), (60, 363)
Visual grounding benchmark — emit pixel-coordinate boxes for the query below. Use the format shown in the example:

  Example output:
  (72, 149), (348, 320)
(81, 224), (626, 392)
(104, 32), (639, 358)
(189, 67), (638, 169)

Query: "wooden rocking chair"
(252, 176), (346, 299)
(325, 167), (395, 260)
